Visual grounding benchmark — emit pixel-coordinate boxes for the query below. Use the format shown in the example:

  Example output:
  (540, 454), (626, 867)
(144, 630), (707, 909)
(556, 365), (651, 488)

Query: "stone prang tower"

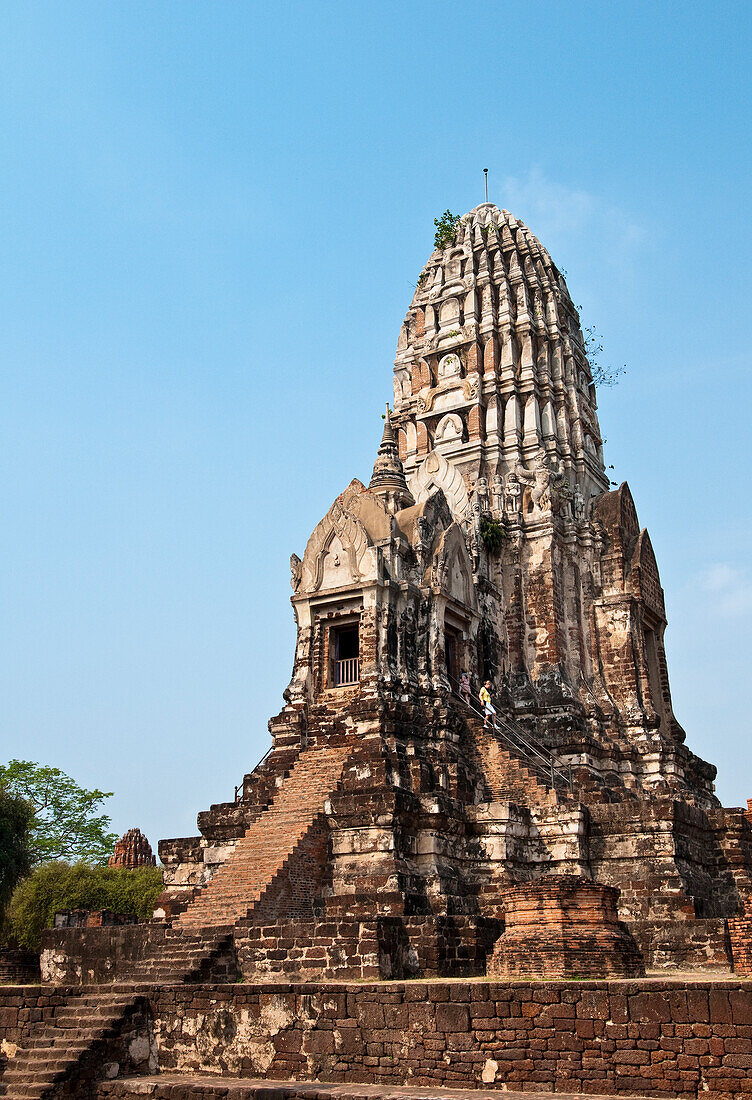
(153, 206), (752, 977)
(390, 203), (709, 801)
(25, 203), (752, 1100)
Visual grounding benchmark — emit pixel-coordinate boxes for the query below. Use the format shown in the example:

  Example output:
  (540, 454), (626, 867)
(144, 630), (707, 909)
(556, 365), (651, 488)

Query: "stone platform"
(97, 1077), (659, 1100)
(3, 978), (752, 1099)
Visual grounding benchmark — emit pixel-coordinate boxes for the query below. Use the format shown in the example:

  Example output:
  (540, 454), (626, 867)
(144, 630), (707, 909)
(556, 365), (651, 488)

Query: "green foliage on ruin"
(5, 862), (164, 950)
(480, 516), (505, 556)
(433, 210), (461, 251)
(0, 760), (119, 865)
(0, 788), (34, 924)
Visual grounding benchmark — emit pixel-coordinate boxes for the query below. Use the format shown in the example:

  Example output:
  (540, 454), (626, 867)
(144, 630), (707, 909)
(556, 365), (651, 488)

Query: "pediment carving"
(408, 450), (470, 523)
(300, 480), (373, 593)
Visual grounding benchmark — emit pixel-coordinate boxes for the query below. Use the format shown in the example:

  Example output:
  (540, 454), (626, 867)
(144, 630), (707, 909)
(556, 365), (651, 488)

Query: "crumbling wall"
(143, 979), (752, 1097)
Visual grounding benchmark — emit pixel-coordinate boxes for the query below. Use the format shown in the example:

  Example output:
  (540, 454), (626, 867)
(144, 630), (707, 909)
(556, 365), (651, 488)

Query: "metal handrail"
(234, 742), (275, 803)
(450, 673), (573, 794)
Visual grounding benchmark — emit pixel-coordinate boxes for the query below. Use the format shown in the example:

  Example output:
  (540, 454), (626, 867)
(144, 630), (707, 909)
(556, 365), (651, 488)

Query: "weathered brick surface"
(112, 979), (752, 1098)
(177, 741), (352, 929)
(488, 877), (644, 979)
(7, 978), (752, 1098)
(0, 948), (40, 985)
(729, 894), (752, 975)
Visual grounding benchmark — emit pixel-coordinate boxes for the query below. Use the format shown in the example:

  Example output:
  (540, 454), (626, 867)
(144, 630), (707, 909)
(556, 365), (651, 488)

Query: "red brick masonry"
(4, 979), (751, 1098)
(487, 877), (644, 979)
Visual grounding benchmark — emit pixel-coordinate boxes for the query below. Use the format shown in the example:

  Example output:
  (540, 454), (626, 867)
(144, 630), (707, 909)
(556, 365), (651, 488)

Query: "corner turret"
(368, 404), (415, 514)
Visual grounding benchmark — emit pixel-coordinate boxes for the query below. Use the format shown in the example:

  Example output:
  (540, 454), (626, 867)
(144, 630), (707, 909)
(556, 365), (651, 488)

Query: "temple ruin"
(3, 202), (752, 1099)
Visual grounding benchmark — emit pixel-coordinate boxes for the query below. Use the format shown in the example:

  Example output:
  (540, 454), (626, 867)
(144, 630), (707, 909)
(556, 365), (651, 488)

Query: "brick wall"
(0, 986), (60, 1076)
(0, 948), (40, 984)
(40, 923), (169, 984)
(145, 979), (752, 1097)
(3, 978), (752, 1096)
(234, 915), (500, 982)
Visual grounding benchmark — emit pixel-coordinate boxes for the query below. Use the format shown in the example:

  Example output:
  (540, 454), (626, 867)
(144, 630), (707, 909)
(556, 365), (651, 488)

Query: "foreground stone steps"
(97, 1076), (659, 1100)
(0, 926), (237, 1095)
(178, 742), (352, 929)
(0, 991), (136, 1100)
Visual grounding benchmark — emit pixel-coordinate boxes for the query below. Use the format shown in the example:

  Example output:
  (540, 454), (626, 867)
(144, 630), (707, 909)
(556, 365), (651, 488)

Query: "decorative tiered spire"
(369, 404), (415, 513)
(108, 827), (156, 869)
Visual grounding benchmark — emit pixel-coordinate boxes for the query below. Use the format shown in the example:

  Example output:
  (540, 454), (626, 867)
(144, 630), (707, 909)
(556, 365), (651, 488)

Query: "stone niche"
(488, 875), (645, 979)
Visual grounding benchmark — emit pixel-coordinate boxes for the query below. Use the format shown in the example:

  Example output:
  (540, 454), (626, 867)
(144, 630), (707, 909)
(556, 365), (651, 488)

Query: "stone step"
(178, 742), (351, 929)
(0, 995), (135, 1100)
(96, 1076), (661, 1100)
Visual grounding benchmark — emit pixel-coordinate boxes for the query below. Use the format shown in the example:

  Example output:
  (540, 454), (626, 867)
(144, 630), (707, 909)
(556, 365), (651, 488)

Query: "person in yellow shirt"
(479, 680), (496, 729)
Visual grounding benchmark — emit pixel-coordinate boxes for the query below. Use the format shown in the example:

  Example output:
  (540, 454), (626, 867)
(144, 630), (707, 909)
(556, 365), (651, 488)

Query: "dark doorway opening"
(445, 627), (460, 685)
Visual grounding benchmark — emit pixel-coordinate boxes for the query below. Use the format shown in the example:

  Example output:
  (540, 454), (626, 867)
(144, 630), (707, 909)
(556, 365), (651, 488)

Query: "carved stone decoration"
(474, 477), (489, 513)
(504, 472), (522, 516)
(393, 368), (410, 409)
(429, 524), (477, 609)
(408, 449), (470, 523)
(491, 474), (504, 515)
(438, 353), (461, 379)
(290, 553), (302, 592)
(517, 449), (564, 513)
(299, 480), (373, 593)
(434, 413), (463, 447)
(573, 486), (586, 523)
(462, 376), (479, 401)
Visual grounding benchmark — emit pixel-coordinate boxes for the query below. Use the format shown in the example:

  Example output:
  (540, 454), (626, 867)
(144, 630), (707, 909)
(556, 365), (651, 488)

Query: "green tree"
(6, 862), (163, 951)
(0, 761), (118, 865)
(0, 788), (34, 922)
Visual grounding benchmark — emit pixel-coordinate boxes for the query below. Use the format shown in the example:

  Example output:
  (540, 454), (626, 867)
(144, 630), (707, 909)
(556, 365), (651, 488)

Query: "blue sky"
(1, 2), (750, 849)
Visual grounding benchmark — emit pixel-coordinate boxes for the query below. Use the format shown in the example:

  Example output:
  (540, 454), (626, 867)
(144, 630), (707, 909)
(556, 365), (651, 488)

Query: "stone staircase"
(122, 924), (238, 983)
(178, 740), (352, 929)
(0, 742), (354, 1098)
(465, 715), (561, 807)
(0, 927), (237, 1100)
(0, 991), (143, 1100)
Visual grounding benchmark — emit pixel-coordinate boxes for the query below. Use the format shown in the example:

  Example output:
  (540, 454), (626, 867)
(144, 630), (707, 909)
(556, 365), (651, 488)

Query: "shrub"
(6, 862), (163, 950)
(480, 516), (505, 556)
(434, 210), (461, 250)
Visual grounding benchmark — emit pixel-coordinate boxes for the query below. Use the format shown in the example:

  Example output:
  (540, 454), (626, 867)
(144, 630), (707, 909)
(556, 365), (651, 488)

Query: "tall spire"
(369, 404), (415, 513)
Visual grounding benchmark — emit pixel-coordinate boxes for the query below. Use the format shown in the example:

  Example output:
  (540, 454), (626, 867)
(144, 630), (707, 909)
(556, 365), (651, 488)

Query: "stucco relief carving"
(429, 524), (476, 610)
(393, 368), (410, 408)
(438, 353), (461, 379)
(462, 376), (479, 401)
(435, 413), (463, 446)
(517, 449), (565, 514)
(408, 450), (470, 523)
(299, 481), (372, 593)
(290, 553), (302, 592)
